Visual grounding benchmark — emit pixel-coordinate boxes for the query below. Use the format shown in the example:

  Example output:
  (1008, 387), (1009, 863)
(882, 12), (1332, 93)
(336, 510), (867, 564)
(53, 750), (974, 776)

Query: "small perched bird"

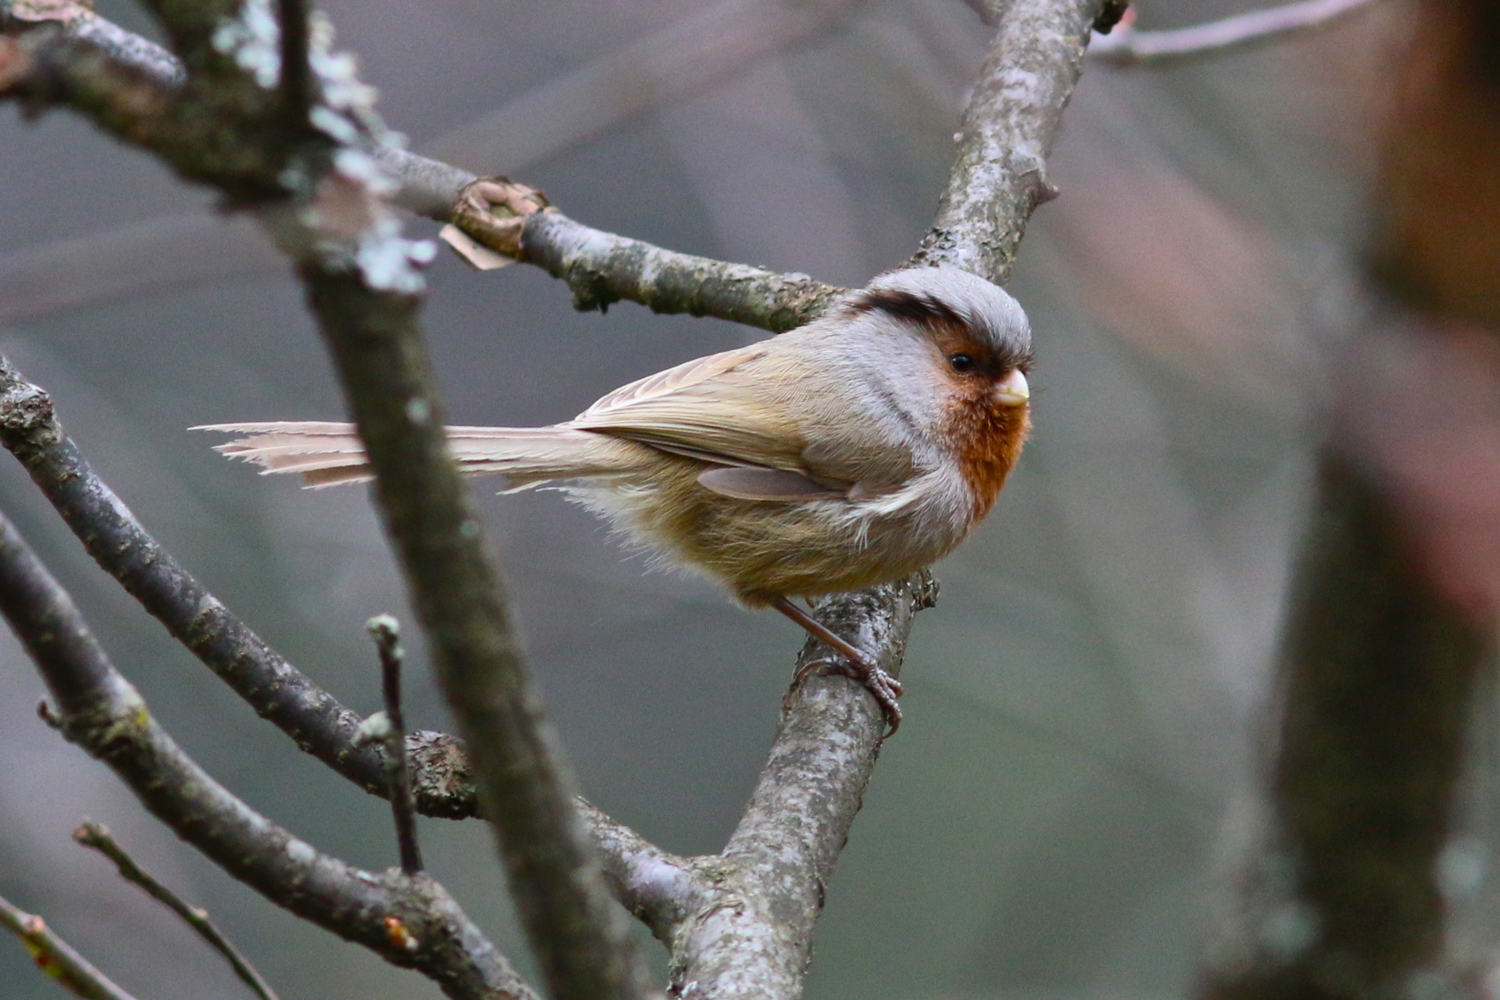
(200, 266), (1032, 732)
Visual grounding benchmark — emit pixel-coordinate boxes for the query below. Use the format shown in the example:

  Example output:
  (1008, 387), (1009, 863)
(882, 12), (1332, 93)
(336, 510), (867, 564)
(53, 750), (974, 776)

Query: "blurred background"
(0, 0), (1409, 997)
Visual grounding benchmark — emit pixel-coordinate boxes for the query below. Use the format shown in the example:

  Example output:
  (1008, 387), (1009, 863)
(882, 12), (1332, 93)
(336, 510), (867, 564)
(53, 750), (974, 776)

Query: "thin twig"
(0, 508), (538, 1000)
(0, 892), (139, 1000)
(72, 822), (280, 1000)
(366, 616), (424, 875)
(1089, 0), (1385, 66)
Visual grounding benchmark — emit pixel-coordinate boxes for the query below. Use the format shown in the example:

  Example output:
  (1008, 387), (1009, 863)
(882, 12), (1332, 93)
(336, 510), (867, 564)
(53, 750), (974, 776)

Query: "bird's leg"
(771, 595), (903, 736)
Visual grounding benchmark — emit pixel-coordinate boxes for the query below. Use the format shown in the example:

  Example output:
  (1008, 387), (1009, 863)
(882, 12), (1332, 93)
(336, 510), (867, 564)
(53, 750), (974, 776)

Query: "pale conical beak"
(993, 368), (1030, 406)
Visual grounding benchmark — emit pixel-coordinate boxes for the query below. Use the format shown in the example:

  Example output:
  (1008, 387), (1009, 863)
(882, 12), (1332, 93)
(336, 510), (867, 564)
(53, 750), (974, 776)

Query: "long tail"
(194, 421), (651, 490)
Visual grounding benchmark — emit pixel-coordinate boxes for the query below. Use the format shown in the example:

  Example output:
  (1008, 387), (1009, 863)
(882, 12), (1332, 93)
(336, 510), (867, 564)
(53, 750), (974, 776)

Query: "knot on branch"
(447, 177), (554, 261)
(407, 730), (479, 819)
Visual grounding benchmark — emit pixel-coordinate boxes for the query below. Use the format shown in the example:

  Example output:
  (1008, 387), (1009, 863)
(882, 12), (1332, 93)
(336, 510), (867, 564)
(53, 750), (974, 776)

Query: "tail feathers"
(194, 421), (651, 490)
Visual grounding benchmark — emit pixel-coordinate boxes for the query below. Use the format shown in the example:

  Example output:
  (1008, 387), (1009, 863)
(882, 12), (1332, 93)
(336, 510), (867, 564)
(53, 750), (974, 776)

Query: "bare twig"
(0, 891), (139, 1000)
(1089, 0), (1385, 66)
(365, 616), (424, 876)
(0, 508), (538, 1000)
(72, 822), (280, 1000)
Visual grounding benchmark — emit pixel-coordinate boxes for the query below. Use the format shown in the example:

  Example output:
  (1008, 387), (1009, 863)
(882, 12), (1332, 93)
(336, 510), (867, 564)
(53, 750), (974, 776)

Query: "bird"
(198, 265), (1033, 734)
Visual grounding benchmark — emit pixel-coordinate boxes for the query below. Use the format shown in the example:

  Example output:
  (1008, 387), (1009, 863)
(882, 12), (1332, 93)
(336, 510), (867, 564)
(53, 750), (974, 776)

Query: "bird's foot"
(794, 654), (903, 738)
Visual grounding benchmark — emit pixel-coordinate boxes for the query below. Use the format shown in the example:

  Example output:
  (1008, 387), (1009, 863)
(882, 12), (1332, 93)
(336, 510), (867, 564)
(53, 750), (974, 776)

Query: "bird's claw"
(793, 654), (904, 737)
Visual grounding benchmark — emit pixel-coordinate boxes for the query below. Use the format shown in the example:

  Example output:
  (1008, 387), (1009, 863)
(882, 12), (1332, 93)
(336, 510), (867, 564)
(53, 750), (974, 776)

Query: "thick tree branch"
(0, 509), (538, 1000)
(1089, 0), (1386, 67)
(1, 10), (656, 997)
(299, 267), (653, 1000)
(670, 575), (937, 1000)
(0, 891), (139, 1000)
(910, 0), (1102, 281)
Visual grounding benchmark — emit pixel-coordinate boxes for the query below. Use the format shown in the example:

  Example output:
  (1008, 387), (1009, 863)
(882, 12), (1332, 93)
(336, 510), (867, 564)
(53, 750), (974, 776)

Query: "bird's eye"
(948, 353), (976, 374)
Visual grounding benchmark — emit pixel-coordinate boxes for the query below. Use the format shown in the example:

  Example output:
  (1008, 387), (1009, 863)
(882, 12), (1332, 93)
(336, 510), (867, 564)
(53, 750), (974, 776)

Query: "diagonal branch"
(1089, 0), (1386, 67)
(0, 4), (839, 331)
(669, 575), (937, 999)
(73, 822), (280, 1000)
(0, 509), (538, 1000)
(0, 353), (688, 923)
(0, 891), (139, 1000)
(910, 0), (1101, 282)
(0, 355), (469, 815)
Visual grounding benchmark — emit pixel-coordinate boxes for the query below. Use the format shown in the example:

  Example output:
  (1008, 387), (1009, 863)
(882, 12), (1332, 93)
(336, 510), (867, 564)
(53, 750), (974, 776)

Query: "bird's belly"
(572, 464), (969, 603)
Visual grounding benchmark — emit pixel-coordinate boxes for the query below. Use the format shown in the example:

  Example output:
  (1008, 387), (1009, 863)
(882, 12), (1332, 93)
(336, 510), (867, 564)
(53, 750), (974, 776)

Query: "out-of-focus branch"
(1090, 0), (1386, 67)
(1197, 1), (1500, 994)
(0, 891), (138, 1000)
(2, 8), (653, 997)
(301, 266), (653, 1000)
(1198, 453), (1486, 996)
(73, 822), (279, 1000)
(670, 574), (937, 999)
(910, 0), (1103, 281)
(0, 509), (538, 1000)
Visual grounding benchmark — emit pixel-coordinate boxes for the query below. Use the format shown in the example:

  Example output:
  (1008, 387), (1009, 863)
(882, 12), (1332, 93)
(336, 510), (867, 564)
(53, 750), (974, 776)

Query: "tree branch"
(910, 0), (1103, 282)
(300, 266), (654, 1000)
(2, 12), (655, 996)
(73, 822), (280, 1000)
(2, 4), (842, 331)
(1089, 0), (1386, 67)
(0, 509), (538, 1000)
(0, 891), (139, 1000)
(575, 799), (705, 948)
(515, 202), (841, 332)
(0, 355), (478, 815)
(670, 574), (938, 1000)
